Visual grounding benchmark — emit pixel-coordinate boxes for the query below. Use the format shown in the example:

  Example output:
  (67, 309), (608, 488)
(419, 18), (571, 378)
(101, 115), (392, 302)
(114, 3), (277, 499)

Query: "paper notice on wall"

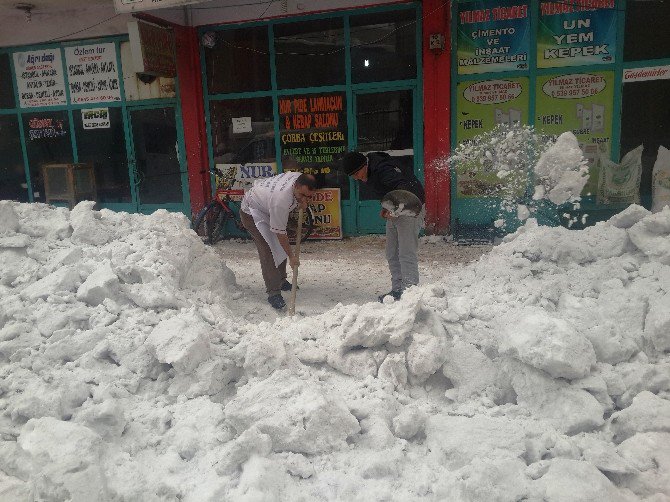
(13, 49), (67, 108)
(597, 145), (643, 205)
(232, 117), (252, 134)
(65, 43), (121, 104)
(652, 145), (670, 212)
(82, 108), (111, 129)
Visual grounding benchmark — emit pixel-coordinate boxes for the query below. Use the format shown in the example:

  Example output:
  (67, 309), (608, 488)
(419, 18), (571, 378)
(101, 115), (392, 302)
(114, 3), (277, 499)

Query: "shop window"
(279, 92), (349, 198)
(624, 1), (670, 61)
(0, 54), (15, 109)
(22, 111), (73, 202)
(74, 107), (131, 204)
(620, 79), (670, 207)
(350, 9), (417, 84)
(356, 90), (414, 201)
(0, 115), (29, 201)
(204, 27), (271, 94)
(210, 98), (275, 170)
(274, 19), (345, 89)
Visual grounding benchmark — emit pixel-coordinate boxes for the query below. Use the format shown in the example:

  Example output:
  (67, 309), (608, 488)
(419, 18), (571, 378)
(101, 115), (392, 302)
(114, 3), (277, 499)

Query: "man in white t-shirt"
(240, 172), (316, 309)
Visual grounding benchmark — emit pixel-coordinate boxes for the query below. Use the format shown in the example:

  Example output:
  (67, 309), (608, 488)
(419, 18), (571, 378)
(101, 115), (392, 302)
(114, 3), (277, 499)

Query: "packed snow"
(1, 199), (669, 501)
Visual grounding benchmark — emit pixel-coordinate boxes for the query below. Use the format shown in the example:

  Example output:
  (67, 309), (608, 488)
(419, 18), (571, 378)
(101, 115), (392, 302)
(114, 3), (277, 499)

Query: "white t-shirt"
(241, 171), (300, 234)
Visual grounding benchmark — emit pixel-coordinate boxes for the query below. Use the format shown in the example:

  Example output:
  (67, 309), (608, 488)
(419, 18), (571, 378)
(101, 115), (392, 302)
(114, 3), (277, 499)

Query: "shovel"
(381, 189), (423, 217)
(288, 208), (304, 316)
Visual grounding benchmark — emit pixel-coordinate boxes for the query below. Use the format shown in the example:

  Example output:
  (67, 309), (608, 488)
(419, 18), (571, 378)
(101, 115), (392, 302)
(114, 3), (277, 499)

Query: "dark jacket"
(365, 152), (425, 203)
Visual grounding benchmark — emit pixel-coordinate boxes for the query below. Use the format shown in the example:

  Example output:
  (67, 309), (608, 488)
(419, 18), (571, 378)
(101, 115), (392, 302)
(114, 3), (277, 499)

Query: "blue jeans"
(385, 208), (424, 292)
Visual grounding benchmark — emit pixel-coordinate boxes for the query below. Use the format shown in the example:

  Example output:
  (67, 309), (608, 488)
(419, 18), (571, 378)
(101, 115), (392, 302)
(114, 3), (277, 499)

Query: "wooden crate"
(41, 163), (97, 209)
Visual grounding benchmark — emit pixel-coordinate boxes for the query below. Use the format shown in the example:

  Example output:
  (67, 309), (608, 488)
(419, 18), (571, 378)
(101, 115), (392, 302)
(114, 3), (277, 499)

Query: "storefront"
(198, 3), (424, 235)
(0, 30), (191, 215)
(450, 0), (670, 235)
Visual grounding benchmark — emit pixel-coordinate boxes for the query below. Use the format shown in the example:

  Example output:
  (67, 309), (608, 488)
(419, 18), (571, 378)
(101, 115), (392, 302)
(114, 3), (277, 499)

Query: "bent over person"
(340, 151), (425, 302)
(240, 172), (316, 309)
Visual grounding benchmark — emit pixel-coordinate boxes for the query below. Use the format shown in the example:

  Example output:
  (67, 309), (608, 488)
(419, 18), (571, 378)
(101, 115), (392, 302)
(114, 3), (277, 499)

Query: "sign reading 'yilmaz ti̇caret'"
(538, 0), (617, 68)
(457, 1), (530, 75)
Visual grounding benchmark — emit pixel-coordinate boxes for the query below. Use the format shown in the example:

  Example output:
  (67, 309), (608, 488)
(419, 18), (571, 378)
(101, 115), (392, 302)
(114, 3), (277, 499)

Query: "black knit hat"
(340, 152), (367, 175)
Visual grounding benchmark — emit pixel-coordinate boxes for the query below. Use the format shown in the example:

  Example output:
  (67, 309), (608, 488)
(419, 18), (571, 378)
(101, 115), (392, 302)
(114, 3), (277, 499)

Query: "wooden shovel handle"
(288, 208), (304, 316)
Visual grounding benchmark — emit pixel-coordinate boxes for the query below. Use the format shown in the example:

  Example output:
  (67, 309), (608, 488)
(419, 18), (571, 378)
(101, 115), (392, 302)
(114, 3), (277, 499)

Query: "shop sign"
(536, 71), (615, 196)
(463, 79), (523, 104)
(27, 116), (67, 140)
(623, 65), (670, 83)
(457, 0), (530, 75)
(128, 21), (176, 77)
(214, 162), (278, 200)
(279, 93), (347, 177)
(308, 188), (342, 240)
(114, 0), (205, 13)
(82, 108), (111, 129)
(64, 44), (121, 104)
(538, 1), (617, 68)
(455, 77), (529, 198)
(541, 73), (607, 99)
(13, 49), (67, 108)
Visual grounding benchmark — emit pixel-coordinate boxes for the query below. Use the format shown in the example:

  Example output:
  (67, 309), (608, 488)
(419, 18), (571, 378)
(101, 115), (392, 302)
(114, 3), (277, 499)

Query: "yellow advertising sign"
(308, 188), (342, 240)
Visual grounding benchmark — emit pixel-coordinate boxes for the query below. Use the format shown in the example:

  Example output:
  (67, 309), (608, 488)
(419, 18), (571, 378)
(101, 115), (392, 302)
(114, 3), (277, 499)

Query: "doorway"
(353, 88), (417, 233)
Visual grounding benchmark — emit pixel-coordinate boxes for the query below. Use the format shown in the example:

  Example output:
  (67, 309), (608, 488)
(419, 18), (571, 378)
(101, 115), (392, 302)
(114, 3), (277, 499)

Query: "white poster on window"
(232, 117), (252, 134)
(64, 43), (121, 104)
(82, 108), (111, 129)
(13, 49), (67, 108)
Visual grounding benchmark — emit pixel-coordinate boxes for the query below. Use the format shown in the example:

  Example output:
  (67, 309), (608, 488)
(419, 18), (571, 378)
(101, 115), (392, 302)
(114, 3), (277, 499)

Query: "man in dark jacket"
(340, 151), (425, 301)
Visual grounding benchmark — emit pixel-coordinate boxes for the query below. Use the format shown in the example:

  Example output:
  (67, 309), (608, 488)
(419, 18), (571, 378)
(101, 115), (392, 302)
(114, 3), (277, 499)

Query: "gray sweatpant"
(385, 208), (424, 292)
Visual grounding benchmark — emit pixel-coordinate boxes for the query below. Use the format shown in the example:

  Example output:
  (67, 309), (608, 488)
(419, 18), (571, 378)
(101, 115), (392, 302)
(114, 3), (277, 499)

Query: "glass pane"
(205, 27), (271, 94)
(274, 18), (345, 89)
(210, 97), (275, 170)
(350, 9), (417, 83)
(0, 115), (28, 201)
(620, 79), (670, 207)
(625, 3), (670, 62)
(22, 111), (73, 202)
(74, 107), (131, 203)
(130, 107), (184, 205)
(356, 90), (414, 201)
(279, 92), (349, 199)
(0, 53), (15, 109)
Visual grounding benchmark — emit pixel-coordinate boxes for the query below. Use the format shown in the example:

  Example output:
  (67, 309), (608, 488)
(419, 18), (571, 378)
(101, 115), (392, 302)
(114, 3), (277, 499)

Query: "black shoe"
(281, 280), (297, 292)
(378, 290), (402, 302)
(268, 294), (286, 309)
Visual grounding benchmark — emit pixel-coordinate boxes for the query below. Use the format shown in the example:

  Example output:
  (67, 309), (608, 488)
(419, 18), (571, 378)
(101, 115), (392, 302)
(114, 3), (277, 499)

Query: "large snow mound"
(1, 201), (669, 501)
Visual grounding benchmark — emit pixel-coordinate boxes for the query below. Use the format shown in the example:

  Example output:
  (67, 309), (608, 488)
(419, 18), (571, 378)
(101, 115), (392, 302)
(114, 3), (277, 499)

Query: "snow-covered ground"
(1, 200), (669, 502)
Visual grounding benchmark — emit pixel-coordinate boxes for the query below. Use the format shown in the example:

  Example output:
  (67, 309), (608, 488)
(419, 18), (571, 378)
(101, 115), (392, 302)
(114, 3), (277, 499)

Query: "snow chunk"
(76, 262), (120, 306)
(224, 370), (360, 454)
(608, 204), (651, 229)
(628, 207), (670, 265)
(341, 299), (421, 348)
(392, 406), (426, 440)
(69, 201), (112, 245)
(644, 292), (670, 351)
(145, 311), (212, 374)
(0, 201), (20, 233)
(20, 266), (80, 300)
(17, 417), (107, 501)
(616, 432), (670, 498)
(610, 391), (670, 443)
(501, 310), (595, 379)
(407, 331), (448, 383)
(378, 352), (408, 387)
(538, 459), (628, 502)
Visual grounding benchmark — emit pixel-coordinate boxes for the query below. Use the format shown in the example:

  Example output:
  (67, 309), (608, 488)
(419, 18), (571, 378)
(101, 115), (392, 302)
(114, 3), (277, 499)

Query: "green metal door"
(126, 105), (190, 214)
(353, 87), (418, 233)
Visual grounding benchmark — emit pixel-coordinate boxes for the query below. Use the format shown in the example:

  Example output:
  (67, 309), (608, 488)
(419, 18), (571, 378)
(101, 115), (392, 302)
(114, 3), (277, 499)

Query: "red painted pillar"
(174, 25), (211, 217)
(422, 0), (451, 234)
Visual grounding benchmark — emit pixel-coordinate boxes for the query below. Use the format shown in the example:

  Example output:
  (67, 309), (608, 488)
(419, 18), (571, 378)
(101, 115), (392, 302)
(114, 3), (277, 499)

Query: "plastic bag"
(652, 145), (670, 213)
(597, 145), (643, 205)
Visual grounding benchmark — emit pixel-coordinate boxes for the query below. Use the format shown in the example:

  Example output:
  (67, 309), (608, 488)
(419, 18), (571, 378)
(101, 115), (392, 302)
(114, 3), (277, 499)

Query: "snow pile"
(1, 201), (670, 501)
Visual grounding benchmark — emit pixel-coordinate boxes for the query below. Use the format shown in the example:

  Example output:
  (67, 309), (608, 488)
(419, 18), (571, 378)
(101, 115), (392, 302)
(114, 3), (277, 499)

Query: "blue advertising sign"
(538, 1), (617, 68)
(457, 1), (530, 75)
